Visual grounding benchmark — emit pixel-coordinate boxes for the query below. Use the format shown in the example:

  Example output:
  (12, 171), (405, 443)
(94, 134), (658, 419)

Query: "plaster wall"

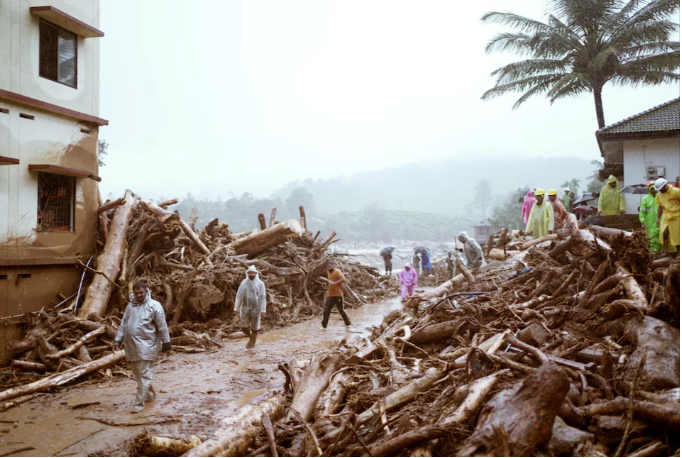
(0, 0), (101, 116)
(623, 138), (680, 214)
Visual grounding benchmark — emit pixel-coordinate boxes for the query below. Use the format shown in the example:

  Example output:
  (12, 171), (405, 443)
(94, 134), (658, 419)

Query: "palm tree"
(481, 0), (679, 128)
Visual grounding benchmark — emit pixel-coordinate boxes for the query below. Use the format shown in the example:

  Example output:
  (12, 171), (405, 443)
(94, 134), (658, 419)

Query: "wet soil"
(0, 297), (405, 457)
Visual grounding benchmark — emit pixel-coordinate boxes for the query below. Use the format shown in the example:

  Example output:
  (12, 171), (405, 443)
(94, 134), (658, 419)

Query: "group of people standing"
(521, 175), (680, 253)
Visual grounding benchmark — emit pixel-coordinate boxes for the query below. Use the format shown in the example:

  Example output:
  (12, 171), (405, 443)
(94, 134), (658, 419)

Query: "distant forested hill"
(271, 156), (596, 215)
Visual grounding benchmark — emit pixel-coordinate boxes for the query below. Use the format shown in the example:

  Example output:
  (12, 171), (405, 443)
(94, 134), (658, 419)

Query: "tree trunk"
(97, 197), (125, 213)
(459, 363), (570, 456)
(593, 86), (606, 129)
(78, 190), (136, 319)
(185, 390), (285, 457)
(269, 207), (277, 227)
(128, 219), (152, 269)
(258, 213), (267, 230)
(0, 351), (125, 403)
(456, 262), (475, 287)
(520, 234), (558, 251)
(229, 219), (302, 258)
(623, 316), (679, 392)
(290, 352), (342, 422)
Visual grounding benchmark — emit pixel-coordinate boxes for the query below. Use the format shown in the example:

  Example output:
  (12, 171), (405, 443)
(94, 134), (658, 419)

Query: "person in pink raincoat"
(398, 263), (418, 300)
(521, 190), (535, 224)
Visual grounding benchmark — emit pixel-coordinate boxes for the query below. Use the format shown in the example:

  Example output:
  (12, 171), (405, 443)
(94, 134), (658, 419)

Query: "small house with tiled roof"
(596, 98), (680, 214)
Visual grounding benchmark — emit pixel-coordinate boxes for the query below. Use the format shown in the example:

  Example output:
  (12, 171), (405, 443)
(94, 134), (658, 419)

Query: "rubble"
(0, 190), (395, 403)
(205, 225), (680, 457)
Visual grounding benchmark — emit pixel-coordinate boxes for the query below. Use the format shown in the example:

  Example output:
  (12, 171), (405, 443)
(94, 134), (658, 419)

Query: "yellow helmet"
(548, 189), (557, 196)
(535, 188), (545, 196)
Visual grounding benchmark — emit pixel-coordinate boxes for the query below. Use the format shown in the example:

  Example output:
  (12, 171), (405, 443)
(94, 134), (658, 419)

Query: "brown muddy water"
(0, 296), (410, 457)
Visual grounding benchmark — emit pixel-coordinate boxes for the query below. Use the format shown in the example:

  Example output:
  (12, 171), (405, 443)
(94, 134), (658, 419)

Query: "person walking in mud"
(381, 252), (393, 276)
(319, 261), (352, 331)
(113, 282), (171, 413)
(234, 266), (267, 349)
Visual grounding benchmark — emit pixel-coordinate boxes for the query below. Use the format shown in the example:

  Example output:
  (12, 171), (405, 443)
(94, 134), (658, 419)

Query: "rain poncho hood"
(522, 190), (535, 224)
(525, 200), (554, 239)
(399, 263), (418, 286)
(598, 175), (625, 215)
(457, 231), (486, 269)
(639, 187), (660, 252)
(234, 269), (267, 314)
(115, 289), (171, 361)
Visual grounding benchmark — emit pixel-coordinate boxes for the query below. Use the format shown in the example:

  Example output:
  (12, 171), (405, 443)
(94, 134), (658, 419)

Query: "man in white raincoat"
(113, 282), (171, 413)
(457, 231), (486, 270)
(234, 266), (267, 349)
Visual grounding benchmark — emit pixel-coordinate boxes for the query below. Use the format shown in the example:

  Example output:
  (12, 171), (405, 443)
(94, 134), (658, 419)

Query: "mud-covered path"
(0, 297), (403, 457)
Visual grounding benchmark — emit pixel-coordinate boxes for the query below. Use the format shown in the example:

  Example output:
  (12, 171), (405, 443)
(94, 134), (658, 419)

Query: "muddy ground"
(0, 295), (415, 457)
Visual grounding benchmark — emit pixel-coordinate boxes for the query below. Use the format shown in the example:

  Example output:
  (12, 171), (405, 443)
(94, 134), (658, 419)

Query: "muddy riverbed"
(0, 296), (414, 457)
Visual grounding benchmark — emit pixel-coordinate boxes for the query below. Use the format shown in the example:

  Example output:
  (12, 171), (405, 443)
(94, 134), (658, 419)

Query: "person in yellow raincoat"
(639, 182), (660, 252)
(597, 175), (625, 216)
(654, 178), (680, 254)
(524, 188), (554, 239)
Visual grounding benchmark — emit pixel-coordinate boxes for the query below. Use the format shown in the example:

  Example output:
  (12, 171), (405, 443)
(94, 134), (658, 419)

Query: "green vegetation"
(481, 0), (679, 128)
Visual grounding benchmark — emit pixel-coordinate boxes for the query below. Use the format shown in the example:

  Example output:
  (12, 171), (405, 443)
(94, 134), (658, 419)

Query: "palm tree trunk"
(593, 87), (606, 129)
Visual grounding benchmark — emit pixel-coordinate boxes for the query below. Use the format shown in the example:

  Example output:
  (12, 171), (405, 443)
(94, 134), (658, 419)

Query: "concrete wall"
(0, 0), (101, 117)
(623, 138), (680, 214)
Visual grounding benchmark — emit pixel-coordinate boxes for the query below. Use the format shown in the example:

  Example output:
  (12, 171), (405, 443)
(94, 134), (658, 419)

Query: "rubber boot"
(246, 330), (257, 349)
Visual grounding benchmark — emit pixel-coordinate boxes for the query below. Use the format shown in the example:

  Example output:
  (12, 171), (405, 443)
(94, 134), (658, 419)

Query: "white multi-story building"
(0, 0), (105, 361)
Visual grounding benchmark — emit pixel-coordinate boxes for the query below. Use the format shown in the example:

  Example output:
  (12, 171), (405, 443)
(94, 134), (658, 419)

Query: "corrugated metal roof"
(599, 98), (680, 135)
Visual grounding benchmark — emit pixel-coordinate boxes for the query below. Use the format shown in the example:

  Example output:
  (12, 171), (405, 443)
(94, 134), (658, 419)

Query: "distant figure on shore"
(319, 261), (352, 331)
(412, 253), (421, 275)
(521, 190), (535, 224)
(399, 263), (418, 300)
(457, 231), (486, 269)
(639, 182), (660, 252)
(598, 175), (625, 216)
(234, 266), (267, 349)
(381, 252), (393, 276)
(548, 189), (568, 229)
(655, 178), (680, 254)
(524, 189), (554, 239)
(421, 251), (432, 276)
(562, 188), (572, 213)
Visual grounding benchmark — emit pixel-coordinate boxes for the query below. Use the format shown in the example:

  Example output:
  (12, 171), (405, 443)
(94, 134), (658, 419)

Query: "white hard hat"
(247, 265), (258, 273)
(654, 178), (667, 191)
(564, 187), (570, 192)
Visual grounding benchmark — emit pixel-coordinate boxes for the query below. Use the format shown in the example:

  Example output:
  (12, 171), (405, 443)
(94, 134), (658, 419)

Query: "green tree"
(490, 187), (527, 230)
(561, 178), (581, 195)
(481, 0), (679, 128)
(465, 179), (495, 221)
(97, 139), (108, 167)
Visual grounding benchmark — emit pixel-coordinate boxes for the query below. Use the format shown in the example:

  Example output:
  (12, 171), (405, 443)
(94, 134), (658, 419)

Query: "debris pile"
(194, 225), (679, 457)
(0, 190), (394, 405)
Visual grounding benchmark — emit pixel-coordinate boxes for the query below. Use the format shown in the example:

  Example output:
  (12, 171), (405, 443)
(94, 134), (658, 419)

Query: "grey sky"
(98, 0), (679, 201)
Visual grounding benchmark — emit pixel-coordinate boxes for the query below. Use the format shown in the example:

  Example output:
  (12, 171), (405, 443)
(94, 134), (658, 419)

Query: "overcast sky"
(98, 0), (679, 200)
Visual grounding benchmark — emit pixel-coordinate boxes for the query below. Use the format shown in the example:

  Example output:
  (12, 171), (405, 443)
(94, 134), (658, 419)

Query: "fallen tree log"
(520, 234), (557, 251)
(289, 352), (342, 422)
(574, 396), (679, 425)
(45, 326), (106, 360)
(589, 225), (633, 240)
(0, 351), (125, 403)
(442, 370), (504, 424)
(138, 435), (201, 456)
(459, 363), (569, 456)
(185, 390), (285, 457)
(97, 197), (125, 214)
(229, 219), (302, 258)
(623, 316), (679, 392)
(141, 200), (212, 258)
(10, 360), (47, 372)
(7, 312), (50, 356)
(79, 190), (136, 319)
(615, 262), (648, 311)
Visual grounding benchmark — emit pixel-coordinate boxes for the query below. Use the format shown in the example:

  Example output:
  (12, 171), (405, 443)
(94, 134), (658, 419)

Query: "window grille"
(39, 20), (77, 88)
(37, 173), (75, 232)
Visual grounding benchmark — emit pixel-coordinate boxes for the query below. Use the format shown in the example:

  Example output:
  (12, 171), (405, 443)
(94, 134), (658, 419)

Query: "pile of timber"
(190, 224), (680, 457)
(0, 190), (394, 405)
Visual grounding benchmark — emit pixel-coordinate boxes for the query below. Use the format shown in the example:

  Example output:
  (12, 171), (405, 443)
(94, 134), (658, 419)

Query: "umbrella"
(413, 246), (430, 255)
(379, 246), (396, 256)
(573, 193), (599, 205)
(620, 184), (649, 195)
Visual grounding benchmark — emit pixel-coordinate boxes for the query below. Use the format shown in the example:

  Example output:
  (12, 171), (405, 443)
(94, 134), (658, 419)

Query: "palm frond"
(481, 74), (564, 102)
(491, 59), (571, 83)
(547, 74), (592, 102)
(481, 12), (551, 33)
(618, 41), (679, 58)
(610, 19), (678, 46)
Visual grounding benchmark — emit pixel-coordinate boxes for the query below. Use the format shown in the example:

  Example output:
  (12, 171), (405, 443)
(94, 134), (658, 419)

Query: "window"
(37, 173), (75, 231)
(39, 19), (77, 88)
